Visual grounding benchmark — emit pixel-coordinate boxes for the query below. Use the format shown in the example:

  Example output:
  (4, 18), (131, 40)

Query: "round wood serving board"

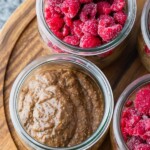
(0, 0), (148, 149)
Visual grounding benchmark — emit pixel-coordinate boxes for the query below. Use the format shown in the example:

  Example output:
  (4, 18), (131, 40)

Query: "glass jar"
(10, 54), (114, 150)
(138, 0), (150, 72)
(36, 0), (137, 68)
(110, 74), (150, 150)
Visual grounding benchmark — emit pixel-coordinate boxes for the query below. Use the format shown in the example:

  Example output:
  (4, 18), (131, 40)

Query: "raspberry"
(52, 45), (65, 53)
(73, 20), (84, 38)
(80, 34), (101, 48)
(127, 137), (144, 150)
(47, 15), (64, 31)
(98, 15), (115, 27)
(80, 3), (97, 22)
(114, 11), (127, 25)
(45, 6), (62, 20)
(61, 0), (80, 18)
(144, 45), (150, 55)
(125, 100), (133, 107)
(135, 88), (150, 115)
(133, 119), (150, 139)
(64, 16), (73, 27)
(62, 25), (70, 36)
(46, 0), (63, 6)
(82, 19), (98, 36)
(79, 0), (92, 4)
(63, 35), (79, 46)
(97, 1), (111, 15)
(134, 144), (150, 150)
(98, 24), (122, 42)
(52, 30), (64, 39)
(111, 0), (125, 12)
(121, 107), (141, 128)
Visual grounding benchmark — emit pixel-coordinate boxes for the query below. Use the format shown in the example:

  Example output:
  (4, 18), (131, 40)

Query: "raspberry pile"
(121, 84), (150, 150)
(44, 0), (127, 48)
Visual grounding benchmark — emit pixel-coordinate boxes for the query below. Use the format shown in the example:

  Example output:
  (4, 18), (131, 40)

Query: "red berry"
(127, 137), (144, 150)
(82, 19), (98, 36)
(144, 45), (150, 55)
(63, 35), (79, 46)
(79, 0), (92, 4)
(47, 15), (64, 31)
(135, 144), (150, 150)
(73, 20), (84, 38)
(97, 1), (111, 15)
(98, 24), (122, 42)
(125, 100), (133, 107)
(46, 0), (63, 6)
(114, 11), (127, 25)
(61, 0), (80, 18)
(135, 88), (150, 115)
(52, 30), (64, 39)
(64, 16), (73, 27)
(62, 25), (70, 36)
(98, 15), (115, 27)
(80, 34), (101, 48)
(111, 0), (125, 12)
(80, 3), (97, 22)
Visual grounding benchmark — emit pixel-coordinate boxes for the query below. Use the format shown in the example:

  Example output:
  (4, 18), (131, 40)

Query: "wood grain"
(0, 0), (148, 149)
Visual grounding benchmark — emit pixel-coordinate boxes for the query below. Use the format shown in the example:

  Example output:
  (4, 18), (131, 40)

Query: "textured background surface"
(0, 0), (23, 28)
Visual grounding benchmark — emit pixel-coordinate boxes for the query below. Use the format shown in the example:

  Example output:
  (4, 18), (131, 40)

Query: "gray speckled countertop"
(0, 0), (24, 28)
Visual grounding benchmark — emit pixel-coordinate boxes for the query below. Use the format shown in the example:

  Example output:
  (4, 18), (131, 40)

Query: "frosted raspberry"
(47, 15), (64, 31)
(114, 11), (127, 25)
(135, 88), (150, 115)
(80, 3), (97, 22)
(79, 0), (92, 4)
(144, 45), (150, 55)
(98, 24), (122, 42)
(52, 30), (64, 39)
(97, 1), (111, 15)
(73, 20), (84, 38)
(127, 137), (144, 150)
(52, 45), (65, 53)
(134, 144), (150, 150)
(125, 100), (133, 107)
(80, 34), (101, 48)
(82, 19), (98, 36)
(46, 0), (63, 6)
(133, 119), (150, 138)
(62, 25), (70, 36)
(122, 107), (141, 128)
(64, 16), (73, 27)
(61, 0), (80, 18)
(98, 15), (115, 27)
(45, 6), (62, 21)
(111, 0), (125, 12)
(63, 35), (79, 46)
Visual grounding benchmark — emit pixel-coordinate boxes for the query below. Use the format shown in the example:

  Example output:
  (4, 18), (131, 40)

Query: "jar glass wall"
(10, 54), (114, 150)
(138, 0), (150, 72)
(111, 74), (150, 149)
(36, 0), (137, 68)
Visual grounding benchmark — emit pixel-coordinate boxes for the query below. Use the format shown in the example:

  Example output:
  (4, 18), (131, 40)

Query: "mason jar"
(36, 0), (137, 68)
(138, 0), (150, 72)
(10, 54), (114, 150)
(111, 74), (150, 150)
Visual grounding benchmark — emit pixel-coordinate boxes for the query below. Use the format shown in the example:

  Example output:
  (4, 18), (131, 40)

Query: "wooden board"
(0, 0), (148, 149)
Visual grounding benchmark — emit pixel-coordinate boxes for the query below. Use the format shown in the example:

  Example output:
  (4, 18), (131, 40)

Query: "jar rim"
(113, 74), (150, 149)
(9, 54), (114, 150)
(141, 0), (150, 49)
(36, 0), (137, 56)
